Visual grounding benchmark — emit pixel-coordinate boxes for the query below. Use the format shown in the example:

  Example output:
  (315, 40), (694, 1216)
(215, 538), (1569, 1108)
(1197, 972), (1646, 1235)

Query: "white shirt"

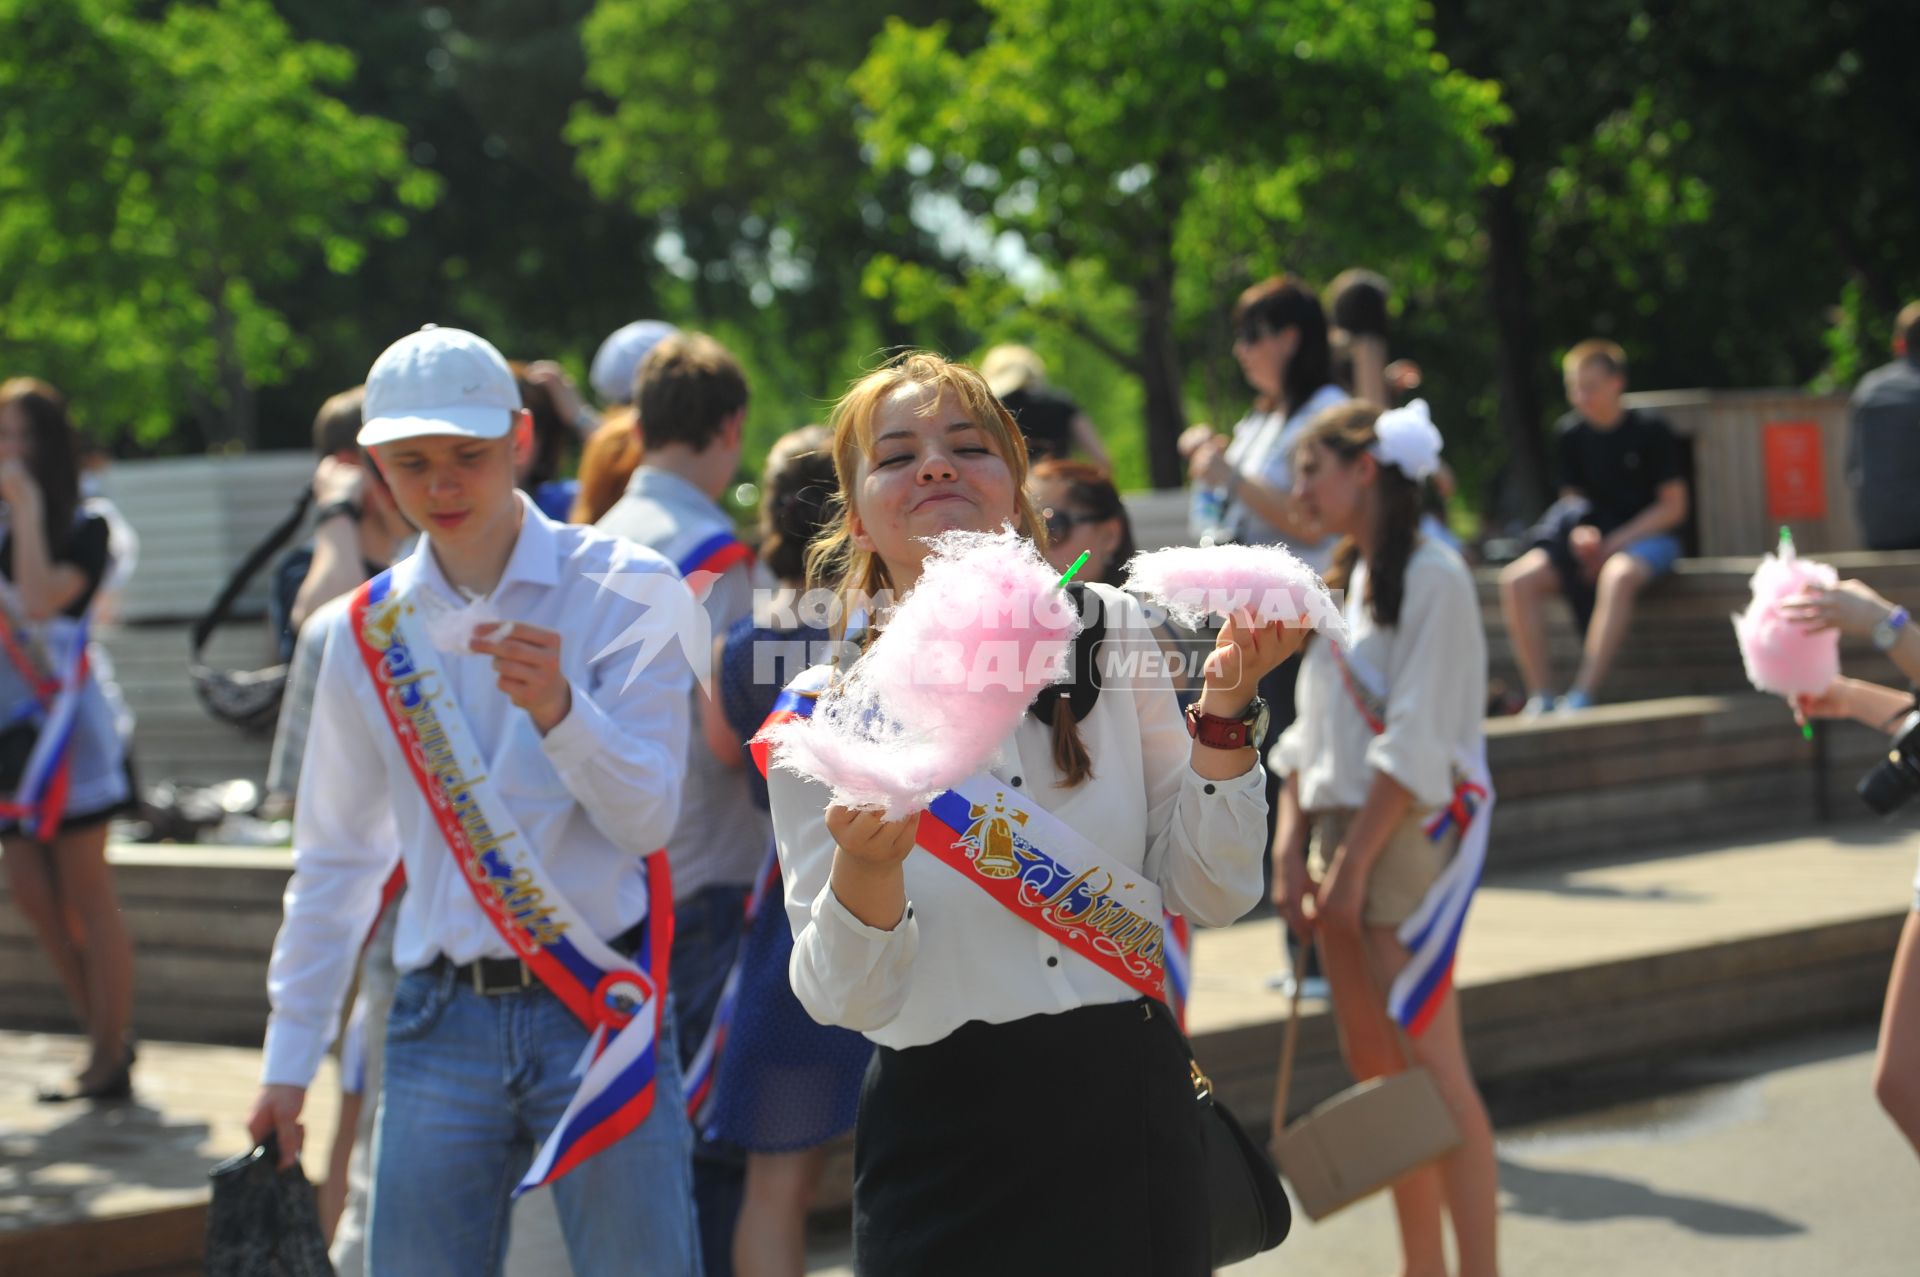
(1222, 382), (1349, 568)
(1270, 539), (1485, 812)
(768, 585), (1268, 1049)
(261, 493), (692, 1088)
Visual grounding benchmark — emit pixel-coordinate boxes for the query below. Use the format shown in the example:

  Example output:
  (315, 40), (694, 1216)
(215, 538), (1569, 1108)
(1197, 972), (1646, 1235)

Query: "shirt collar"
(388, 489), (561, 604)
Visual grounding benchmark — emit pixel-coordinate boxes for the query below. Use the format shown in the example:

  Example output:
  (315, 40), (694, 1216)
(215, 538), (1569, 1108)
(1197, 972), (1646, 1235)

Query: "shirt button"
(1046, 956), (1059, 968)
(906, 906), (914, 920)
(1011, 776), (1022, 788)
(1203, 783), (1217, 795)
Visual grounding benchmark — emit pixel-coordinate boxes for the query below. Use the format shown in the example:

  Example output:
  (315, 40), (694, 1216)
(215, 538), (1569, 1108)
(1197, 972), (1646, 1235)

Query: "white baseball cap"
(589, 319), (679, 405)
(358, 324), (523, 447)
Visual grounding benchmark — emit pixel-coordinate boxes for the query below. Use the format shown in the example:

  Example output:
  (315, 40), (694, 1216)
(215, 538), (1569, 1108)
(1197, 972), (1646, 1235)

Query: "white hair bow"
(1370, 398), (1443, 481)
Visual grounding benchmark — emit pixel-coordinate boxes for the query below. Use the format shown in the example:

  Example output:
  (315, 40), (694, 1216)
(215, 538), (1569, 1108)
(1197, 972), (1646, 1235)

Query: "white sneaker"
(1520, 693), (1558, 718)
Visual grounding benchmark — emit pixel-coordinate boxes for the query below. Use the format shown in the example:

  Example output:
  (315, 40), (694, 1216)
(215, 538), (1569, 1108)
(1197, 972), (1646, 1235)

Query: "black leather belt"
(442, 919), (648, 997)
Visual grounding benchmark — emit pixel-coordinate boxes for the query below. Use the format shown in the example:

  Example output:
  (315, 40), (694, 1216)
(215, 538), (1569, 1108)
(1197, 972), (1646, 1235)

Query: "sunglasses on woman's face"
(1042, 507), (1104, 542)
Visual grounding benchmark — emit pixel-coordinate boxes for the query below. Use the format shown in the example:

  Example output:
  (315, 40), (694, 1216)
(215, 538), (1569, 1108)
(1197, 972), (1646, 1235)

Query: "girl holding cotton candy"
(1777, 575), (1920, 1162)
(1268, 399), (1502, 1277)
(764, 352), (1304, 1276)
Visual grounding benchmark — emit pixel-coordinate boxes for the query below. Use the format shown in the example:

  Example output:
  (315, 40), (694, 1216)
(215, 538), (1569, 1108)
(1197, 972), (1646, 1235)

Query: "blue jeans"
(368, 964), (700, 1277)
(673, 885), (751, 1277)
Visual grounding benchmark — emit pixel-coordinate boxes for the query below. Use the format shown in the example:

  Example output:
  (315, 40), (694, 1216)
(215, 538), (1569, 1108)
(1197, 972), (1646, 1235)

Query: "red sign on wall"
(1763, 421), (1827, 522)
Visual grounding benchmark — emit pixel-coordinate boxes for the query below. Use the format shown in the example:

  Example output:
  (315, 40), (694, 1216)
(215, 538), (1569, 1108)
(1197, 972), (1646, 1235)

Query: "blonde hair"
(808, 351), (1093, 787)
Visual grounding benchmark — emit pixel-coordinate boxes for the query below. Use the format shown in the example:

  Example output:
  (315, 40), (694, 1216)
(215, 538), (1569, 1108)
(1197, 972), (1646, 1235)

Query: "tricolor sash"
(680, 839), (782, 1131)
(1326, 638), (1494, 1037)
(755, 668), (1172, 1004)
(349, 572), (673, 1194)
(676, 529), (754, 601)
(0, 579), (90, 841)
(1163, 912), (1192, 1029)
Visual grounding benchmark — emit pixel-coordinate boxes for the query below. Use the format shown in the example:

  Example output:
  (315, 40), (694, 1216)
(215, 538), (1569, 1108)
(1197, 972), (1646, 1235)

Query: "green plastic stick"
(1057, 549), (1091, 588)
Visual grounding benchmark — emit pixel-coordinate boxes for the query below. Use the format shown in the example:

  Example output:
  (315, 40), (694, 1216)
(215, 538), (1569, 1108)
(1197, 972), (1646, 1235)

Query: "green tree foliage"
(851, 0), (1505, 486)
(569, 0), (982, 459)
(0, 0), (437, 446)
(1434, 0), (1920, 523)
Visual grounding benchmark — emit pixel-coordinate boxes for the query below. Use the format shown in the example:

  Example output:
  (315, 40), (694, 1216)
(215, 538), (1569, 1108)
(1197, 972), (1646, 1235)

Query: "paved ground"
(1, 822), (1913, 1267)
(0, 1035), (339, 1235)
(1187, 821), (1919, 1038)
(796, 1028), (1920, 1275)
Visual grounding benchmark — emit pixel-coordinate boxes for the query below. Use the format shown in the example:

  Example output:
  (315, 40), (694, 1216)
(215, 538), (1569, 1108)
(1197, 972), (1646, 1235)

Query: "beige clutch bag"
(1268, 937), (1462, 1221)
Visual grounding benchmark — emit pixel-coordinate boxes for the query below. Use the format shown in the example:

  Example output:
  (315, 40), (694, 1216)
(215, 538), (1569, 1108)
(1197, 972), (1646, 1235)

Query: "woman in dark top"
(982, 344), (1112, 469)
(699, 425), (873, 1276)
(0, 378), (137, 1102)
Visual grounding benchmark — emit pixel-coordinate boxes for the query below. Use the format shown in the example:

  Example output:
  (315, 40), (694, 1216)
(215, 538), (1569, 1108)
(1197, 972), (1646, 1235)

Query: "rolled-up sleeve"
(768, 765), (919, 1032)
(1364, 563), (1485, 808)
(262, 626), (400, 1088)
(541, 560), (692, 855)
(1112, 589), (1267, 927)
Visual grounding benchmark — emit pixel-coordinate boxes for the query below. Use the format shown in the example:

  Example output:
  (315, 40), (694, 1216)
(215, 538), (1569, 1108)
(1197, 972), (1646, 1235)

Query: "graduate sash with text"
(754, 669), (1172, 1004)
(1327, 639), (1494, 1037)
(350, 572), (673, 1193)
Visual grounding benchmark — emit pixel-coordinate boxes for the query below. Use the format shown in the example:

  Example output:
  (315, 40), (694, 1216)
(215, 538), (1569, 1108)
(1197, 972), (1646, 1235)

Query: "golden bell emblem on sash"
(963, 791), (1029, 879)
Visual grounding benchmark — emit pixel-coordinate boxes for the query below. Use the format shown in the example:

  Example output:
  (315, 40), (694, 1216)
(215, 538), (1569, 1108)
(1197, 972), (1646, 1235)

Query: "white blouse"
(768, 585), (1268, 1049)
(1270, 539), (1486, 813)
(1222, 382), (1349, 567)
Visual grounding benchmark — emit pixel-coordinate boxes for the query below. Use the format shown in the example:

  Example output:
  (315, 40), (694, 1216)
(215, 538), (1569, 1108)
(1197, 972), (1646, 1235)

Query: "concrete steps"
(1476, 550), (1920, 704)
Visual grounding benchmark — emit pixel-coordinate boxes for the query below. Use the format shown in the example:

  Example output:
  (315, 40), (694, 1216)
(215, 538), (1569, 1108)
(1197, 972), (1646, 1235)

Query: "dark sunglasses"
(1041, 507), (1105, 542)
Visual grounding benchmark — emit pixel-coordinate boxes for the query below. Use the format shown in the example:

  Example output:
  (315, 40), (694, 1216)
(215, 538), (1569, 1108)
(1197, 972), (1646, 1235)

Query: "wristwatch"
(1873, 606), (1910, 653)
(1185, 697), (1269, 751)
(315, 499), (362, 526)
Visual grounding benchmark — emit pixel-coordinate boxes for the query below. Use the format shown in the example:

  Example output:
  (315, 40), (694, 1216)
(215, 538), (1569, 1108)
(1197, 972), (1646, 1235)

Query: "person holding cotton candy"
(1777, 574), (1920, 1163)
(1268, 399), (1502, 1277)
(765, 351), (1305, 1276)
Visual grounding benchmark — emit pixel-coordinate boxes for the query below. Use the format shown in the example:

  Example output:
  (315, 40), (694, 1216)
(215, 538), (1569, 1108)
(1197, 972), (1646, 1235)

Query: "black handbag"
(189, 487), (312, 736)
(204, 1132), (335, 1276)
(1150, 997), (1292, 1264)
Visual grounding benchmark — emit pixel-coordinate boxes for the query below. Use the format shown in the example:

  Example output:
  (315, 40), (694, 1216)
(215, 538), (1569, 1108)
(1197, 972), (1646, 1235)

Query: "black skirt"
(852, 998), (1209, 1277)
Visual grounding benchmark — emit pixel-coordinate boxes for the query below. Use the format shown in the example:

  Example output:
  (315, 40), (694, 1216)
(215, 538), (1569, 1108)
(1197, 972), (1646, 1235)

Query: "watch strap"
(1185, 700), (1258, 750)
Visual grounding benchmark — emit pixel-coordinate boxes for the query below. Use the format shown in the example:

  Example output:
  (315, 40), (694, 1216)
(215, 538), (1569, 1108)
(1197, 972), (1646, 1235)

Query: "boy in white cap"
(246, 324), (701, 1275)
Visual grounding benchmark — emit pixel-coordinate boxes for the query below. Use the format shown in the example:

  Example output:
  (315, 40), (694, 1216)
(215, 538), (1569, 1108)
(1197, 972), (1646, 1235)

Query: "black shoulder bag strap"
(190, 487), (313, 663)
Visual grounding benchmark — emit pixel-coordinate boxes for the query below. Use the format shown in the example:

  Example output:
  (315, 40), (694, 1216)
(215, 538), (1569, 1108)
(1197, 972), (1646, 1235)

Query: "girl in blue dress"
(702, 425), (873, 1275)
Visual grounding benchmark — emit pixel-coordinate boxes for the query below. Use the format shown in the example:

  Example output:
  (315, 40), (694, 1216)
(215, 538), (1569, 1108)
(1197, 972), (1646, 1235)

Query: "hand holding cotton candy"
(1122, 543), (1349, 643)
(762, 527), (1081, 817)
(414, 588), (504, 654)
(1733, 530), (1840, 698)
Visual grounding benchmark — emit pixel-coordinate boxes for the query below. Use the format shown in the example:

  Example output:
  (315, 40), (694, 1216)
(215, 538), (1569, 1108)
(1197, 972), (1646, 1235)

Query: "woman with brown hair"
(1269, 399), (1500, 1277)
(1185, 274), (1348, 563)
(766, 352), (1303, 1275)
(0, 378), (138, 1102)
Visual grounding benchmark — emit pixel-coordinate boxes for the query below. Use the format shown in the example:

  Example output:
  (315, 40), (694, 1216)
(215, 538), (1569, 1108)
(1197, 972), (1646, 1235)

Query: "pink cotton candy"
(1733, 538), (1840, 697)
(764, 527), (1080, 816)
(1122, 544), (1349, 642)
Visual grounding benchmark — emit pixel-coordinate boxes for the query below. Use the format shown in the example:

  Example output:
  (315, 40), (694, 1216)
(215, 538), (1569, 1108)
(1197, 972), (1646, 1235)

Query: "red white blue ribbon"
(0, 614), (88, 841)
(680, 840), (783, 1131)
(1328, 639), (1494, 1037)
(350, 572), (674, 1193)
(755, 669), (1172, 1005)
(1163, 912), (1192, 1029)
(676, 529), (754, 601)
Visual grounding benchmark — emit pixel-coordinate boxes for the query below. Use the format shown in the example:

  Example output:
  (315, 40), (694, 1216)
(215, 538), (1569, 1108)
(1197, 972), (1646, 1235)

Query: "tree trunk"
(1483, 157), (1551, 528)
(1137, 260), (1186, 489)
(207, 283), (256, 450)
